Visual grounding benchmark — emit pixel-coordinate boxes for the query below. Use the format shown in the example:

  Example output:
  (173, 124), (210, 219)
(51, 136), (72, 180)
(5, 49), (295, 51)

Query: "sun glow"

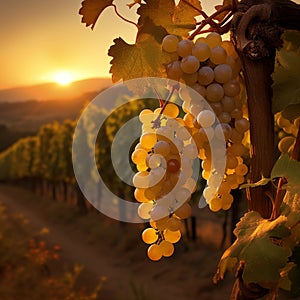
(53, 71), (74, 86)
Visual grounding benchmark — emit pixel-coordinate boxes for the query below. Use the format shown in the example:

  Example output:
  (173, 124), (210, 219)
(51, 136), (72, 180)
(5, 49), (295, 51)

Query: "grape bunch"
(276, 112), (299, 155)
(162, 32), (250, 212)
(131, 103), (198, 261)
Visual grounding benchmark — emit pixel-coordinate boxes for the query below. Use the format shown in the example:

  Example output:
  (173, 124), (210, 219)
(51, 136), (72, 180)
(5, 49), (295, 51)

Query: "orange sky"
(2, 0), (298, 90)
(0, 0), (138, 89)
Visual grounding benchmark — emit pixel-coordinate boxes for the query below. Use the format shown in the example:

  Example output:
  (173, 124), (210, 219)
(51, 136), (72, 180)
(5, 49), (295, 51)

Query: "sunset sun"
(53, 71), (74, 86)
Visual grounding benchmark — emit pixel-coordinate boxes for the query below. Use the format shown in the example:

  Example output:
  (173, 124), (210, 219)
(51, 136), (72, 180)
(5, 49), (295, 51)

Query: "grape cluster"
(162, 32), (249, 212)
(276, 113), (299, 155)
(131, 103), (198, 260)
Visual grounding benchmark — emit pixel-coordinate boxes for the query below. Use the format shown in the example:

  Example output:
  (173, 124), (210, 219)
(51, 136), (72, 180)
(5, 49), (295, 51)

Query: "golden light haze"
(4, 0), (296, 90)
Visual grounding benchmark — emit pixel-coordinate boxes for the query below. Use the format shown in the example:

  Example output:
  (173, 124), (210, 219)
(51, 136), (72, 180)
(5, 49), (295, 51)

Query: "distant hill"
(0, 78), (111, 103)
(0, 91), (100, 132)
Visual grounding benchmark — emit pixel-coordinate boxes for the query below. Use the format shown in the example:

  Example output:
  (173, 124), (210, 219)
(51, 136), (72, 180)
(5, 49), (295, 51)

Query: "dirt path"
(0, 184), (234, 300)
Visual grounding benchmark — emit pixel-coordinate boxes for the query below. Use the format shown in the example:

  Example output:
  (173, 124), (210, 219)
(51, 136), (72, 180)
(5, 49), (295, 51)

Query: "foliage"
(272, 30), (300, 118)
(0, 203), (103, 300)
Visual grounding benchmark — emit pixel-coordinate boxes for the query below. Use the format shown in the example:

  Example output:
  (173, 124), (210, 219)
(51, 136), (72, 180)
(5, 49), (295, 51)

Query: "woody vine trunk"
(230, 0), (300, 298)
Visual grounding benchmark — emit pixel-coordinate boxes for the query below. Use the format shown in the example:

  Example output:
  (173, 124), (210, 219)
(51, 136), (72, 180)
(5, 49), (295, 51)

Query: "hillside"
(0, 91), (99, 132)
(0, 78), (111, 103)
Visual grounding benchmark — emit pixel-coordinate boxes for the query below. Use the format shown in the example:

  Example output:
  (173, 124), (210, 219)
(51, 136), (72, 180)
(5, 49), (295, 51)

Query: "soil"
(0, 184), (235, 300)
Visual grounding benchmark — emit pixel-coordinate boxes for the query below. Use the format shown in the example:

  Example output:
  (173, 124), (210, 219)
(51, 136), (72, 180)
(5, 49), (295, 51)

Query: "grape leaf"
(172, 0), (202, 37)
(215, 211), (291, 287)
(271, 154), (300, 195)
(272, 48), (300, 114)
(79, 0), (113, 30)
(137, 0), (201, 38)
(108, 34), (165, 83)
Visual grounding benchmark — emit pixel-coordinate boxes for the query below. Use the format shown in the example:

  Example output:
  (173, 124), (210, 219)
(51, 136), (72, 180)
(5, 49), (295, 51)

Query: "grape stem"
(189, 5), (233, 40)
(151, 84), (178, 129)
(112, 4), (139, 28)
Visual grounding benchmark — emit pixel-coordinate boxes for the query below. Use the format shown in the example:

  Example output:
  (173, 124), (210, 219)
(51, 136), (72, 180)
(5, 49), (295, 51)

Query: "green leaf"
(239, 177), (271, 189)
(108, 34), (165, 83)
(79, 0), (113, 30)
(137, 0), (201, 38)
(172, 0), (202, 37)
(271, 154), (300, 195)
(215, 211), (291, 287)
(272, 49), (300, 114)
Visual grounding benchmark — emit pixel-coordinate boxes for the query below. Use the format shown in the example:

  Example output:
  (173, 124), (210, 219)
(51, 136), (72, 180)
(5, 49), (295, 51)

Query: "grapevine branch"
(189, 5), (234, 40)
(112, 4), (139, 28)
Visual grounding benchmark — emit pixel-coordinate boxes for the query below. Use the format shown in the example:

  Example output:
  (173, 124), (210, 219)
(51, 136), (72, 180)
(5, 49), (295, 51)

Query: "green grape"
(174, 203), (192, 219)
(153, 140), (170, 156)
(218, 111), (231, 123)
(230, 129), (244, 143)
(209, 197), (222, 212)
(191, 83), (206, 97)
(196, 110), (216, 128)
(159, 103), (180, 118)
(148, 153), (163, 169)
(235, 118), (250, 133)
(210, 102), (223, 115)
(210, 46), (227, 65)
(198, 66), (214, 85)
(162, 34), (179, 53)
(277, 114), (291, 128)
(235, 164), (248, 176)
(214, 64), (233, 83)
(218, 181), (232, 195)
(180, 55), (200, 74)
(206, 83), (224, 102)
(135, 188), (151, 203)
(221, 96), (235, 113)
(228, 143), (247, 156)
(231, 108), (243, 119)
(192, 42), (211, 61)
(139, 109), (155, 123)
(142, 228), (158, 244)
(223, 79), (241, 97)
(278, 136), (295, 153)
(167, 61), (184, 80)
(221, 193), (234, 206)
(159, 240), (174, 257)
(182, 72), (198, 86)
(151, 204), (170, 221)
(140, 132), (157, 149)
(206, 32), (222, 48)
(138, 202), (153, 219)
(133, 171), (151, 189)
(167, 216), (182, 231)
(147, 244), (163, 261)
(226, 154), (238, 169)
(177, 39), (194, 57)
(131, 148), (148, 165)
(164, 229), (181, 243)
